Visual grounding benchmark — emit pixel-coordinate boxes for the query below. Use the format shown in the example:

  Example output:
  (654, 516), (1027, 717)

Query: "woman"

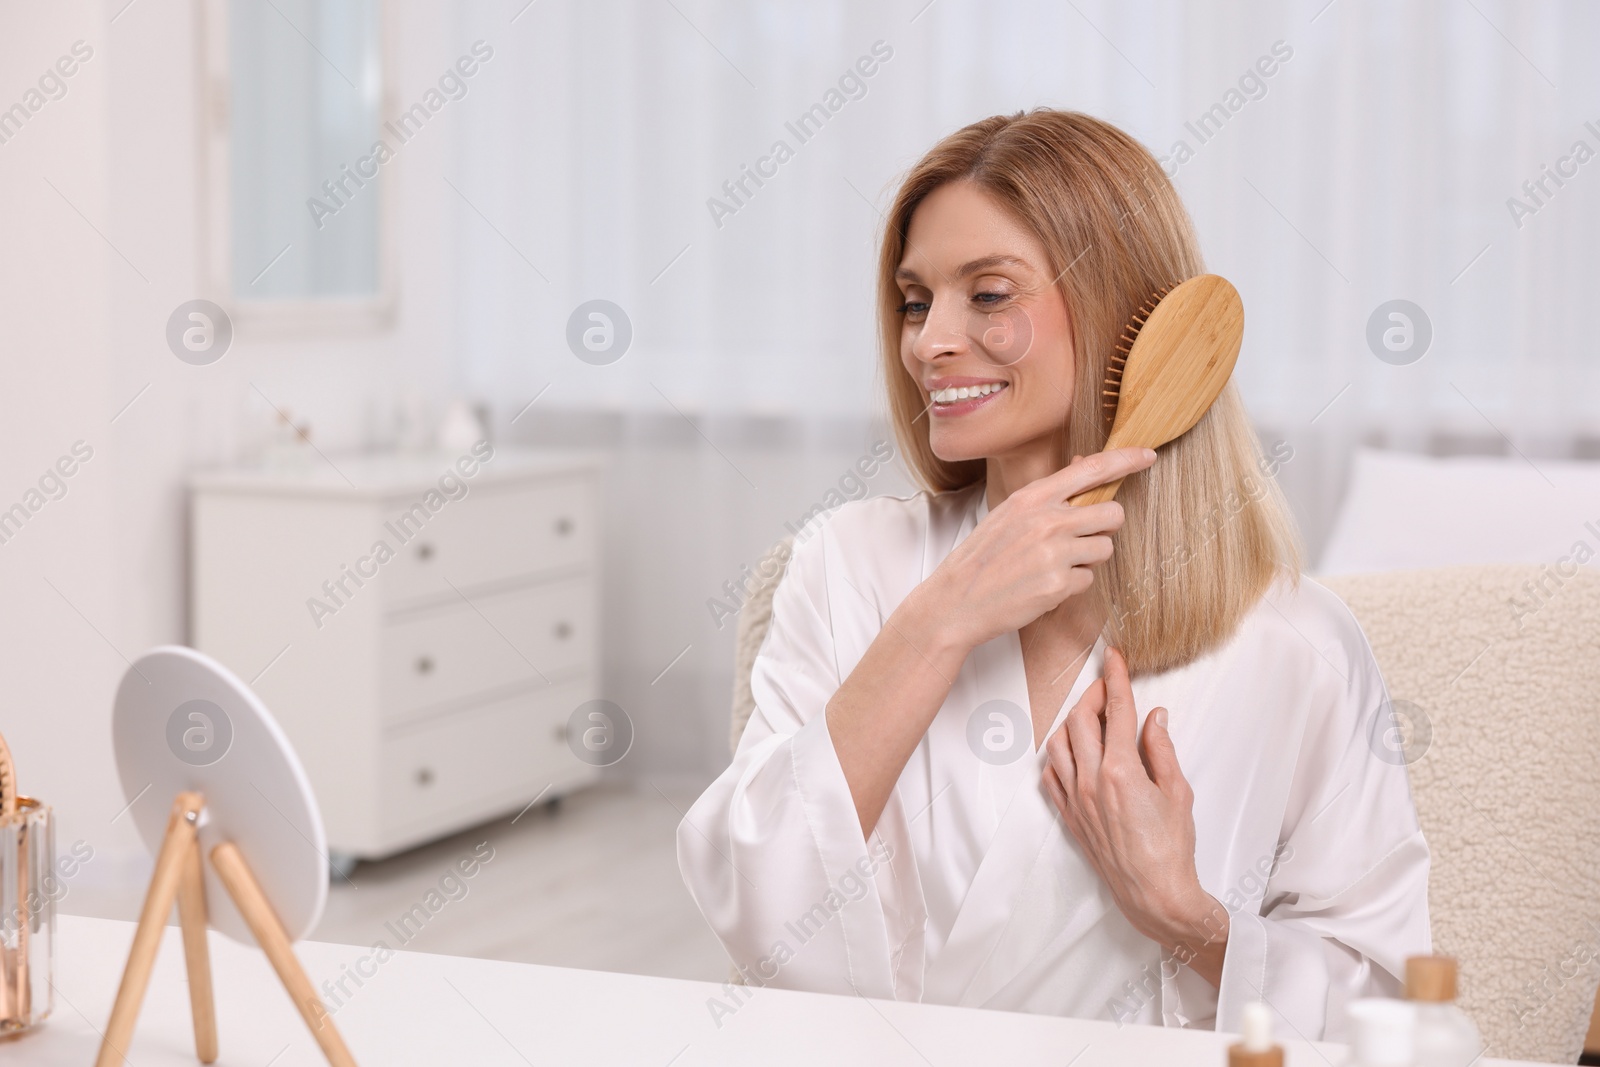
(678, 109), (1429, 1038)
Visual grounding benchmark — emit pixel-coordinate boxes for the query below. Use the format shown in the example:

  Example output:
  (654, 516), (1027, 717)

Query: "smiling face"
(896, 180), (1078, 470)
(877, 111), (1301, 676)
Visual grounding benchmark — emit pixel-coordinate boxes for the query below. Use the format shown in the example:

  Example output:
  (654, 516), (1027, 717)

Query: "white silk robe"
(678, 483), (1431, 1038)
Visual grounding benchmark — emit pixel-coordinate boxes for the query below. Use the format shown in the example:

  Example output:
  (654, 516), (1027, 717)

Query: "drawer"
(380, 683), (598, 827)
(382, 577), (597, 722)
(380, 477), (596, 606)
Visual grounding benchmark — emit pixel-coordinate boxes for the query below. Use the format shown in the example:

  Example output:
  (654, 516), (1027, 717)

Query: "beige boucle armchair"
(729, 544), (1600, 1064)
(1322, 565), (1600, 1064)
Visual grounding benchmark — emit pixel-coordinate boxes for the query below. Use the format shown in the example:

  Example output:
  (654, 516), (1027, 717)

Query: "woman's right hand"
(911, 447), (1157, 653)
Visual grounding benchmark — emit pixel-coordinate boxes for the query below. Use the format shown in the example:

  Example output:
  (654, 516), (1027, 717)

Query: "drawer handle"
(416, 542), (435, 561)
(554, 621), (573, 640)
(415, 767), (435, 787)
(415, 656), (435, 675)
(554, 516), (574, 536)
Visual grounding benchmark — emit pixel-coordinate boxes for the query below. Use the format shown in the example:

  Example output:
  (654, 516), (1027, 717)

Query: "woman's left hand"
(1042, 647), (1230, 987)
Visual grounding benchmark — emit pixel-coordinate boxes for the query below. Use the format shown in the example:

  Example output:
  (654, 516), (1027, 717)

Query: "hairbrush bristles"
(1102, 283), (1176, 424)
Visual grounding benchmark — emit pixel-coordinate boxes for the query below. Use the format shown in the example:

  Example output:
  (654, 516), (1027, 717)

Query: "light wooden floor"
(311, 779), (733, 983)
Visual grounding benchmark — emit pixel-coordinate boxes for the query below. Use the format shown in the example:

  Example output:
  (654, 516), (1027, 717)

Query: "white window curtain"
(438, 0), (1598, 777)
(448, 0), (1600, 444)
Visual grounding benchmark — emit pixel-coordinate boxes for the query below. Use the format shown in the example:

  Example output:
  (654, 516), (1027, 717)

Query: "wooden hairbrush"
(1067, 273), (1244, 506)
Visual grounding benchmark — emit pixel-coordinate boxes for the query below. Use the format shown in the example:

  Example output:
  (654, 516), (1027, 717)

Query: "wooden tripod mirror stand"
(100, 646), (357, 1066)
(95, 791), (355, 1066)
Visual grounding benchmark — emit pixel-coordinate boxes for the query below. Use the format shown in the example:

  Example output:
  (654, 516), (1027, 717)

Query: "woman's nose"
(909, 296), (969, 363)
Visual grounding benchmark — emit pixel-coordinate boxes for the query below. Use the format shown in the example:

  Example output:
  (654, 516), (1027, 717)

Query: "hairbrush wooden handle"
(1067, 478), (1125, 507)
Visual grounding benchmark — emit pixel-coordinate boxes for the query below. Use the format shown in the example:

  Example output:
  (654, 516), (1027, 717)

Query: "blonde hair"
(878, 109), (1303, 675)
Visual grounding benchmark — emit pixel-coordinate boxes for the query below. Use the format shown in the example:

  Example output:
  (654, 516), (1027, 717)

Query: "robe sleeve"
(676, 516), (925, 1000)
(1205, 591), (1433, 1040)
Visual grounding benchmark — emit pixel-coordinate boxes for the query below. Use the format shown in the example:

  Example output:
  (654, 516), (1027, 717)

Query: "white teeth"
(931, 382), (1006, 403)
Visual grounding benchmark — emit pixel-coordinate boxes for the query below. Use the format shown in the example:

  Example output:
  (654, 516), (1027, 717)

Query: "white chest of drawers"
(190, 446), (604, 860)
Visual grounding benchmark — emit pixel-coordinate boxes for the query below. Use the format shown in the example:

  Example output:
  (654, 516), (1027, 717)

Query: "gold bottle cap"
(1405, 955), (1459, 1002)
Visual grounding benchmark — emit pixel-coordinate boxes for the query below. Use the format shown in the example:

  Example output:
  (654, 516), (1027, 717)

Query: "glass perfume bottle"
(1, 796), (54, 1034)
(1407, 955), (1482, 1067)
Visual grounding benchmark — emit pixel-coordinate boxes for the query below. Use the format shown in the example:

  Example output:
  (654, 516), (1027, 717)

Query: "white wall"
(0, 0), (124, 913)
(0, 0), (464, 917)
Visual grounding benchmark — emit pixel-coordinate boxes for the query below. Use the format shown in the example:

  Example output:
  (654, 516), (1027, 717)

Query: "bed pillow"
(1317, 448), (1600, 575)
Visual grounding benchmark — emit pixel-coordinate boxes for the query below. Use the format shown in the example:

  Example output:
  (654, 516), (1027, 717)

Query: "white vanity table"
(189, 447), (605, 862)
(28, 915), (1556, 1066)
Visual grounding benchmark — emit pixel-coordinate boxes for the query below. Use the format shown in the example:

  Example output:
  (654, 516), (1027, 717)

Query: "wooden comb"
(1067, 273), (1244, 506)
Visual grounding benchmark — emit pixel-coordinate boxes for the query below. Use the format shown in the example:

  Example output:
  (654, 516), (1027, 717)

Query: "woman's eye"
(973, 291), (1010, 307)
(897, 301), (930, 320)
